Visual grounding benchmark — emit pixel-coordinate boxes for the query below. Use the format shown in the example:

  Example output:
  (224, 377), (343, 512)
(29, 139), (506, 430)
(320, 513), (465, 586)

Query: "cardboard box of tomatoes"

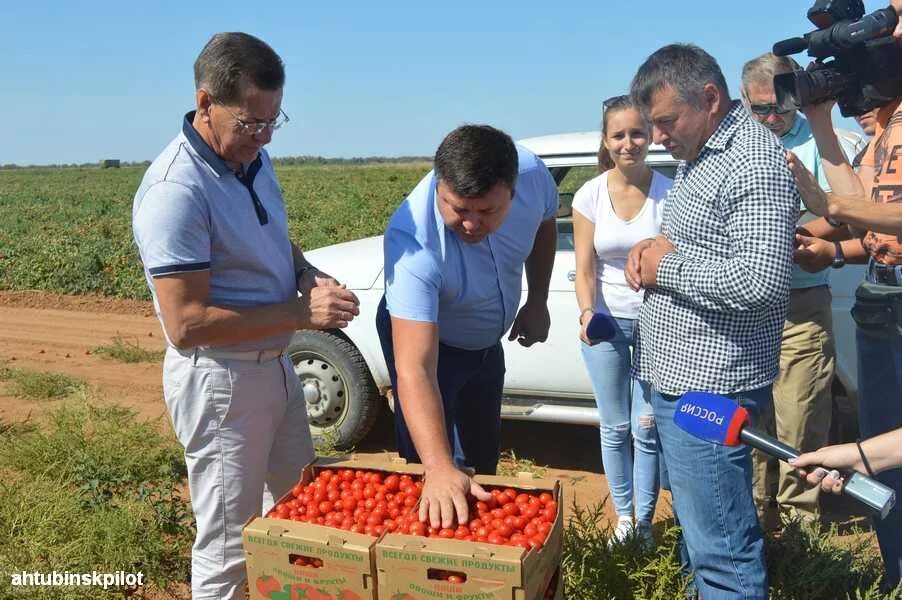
(243, 455), (425, 600)
(374, 473), (564, 600)
(243, 458), (563, 600)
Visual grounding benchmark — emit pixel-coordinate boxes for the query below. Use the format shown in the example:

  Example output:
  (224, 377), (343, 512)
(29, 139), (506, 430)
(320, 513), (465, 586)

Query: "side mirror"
(557, 192), (574, 218)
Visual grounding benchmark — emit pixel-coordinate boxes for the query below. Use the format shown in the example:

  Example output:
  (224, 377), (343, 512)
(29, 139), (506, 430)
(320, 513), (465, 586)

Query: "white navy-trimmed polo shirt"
(132, 112), (296, 351)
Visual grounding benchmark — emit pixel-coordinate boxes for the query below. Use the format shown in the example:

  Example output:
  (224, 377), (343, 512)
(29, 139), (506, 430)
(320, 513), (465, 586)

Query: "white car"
(291, 131), (865, 449)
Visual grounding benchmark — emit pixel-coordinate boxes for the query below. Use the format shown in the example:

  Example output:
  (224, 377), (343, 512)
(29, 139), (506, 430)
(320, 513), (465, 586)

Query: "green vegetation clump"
(92, 334), (164, 363)
(0, 403), (192, 599)
(562, 500), (893, 599)
(0, 366), (84, 399)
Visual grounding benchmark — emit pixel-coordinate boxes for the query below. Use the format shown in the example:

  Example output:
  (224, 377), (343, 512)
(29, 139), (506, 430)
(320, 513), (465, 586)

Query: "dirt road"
(0, 290), (658, 524)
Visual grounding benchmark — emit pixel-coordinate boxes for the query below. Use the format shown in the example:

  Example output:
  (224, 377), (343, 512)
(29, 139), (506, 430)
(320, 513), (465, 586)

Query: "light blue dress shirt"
(781, 114), (858, 289)
(383, 147), (558, 350)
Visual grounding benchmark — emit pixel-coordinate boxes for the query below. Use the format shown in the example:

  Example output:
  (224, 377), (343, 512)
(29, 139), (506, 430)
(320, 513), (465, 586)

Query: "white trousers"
(163, 347), (314, 600)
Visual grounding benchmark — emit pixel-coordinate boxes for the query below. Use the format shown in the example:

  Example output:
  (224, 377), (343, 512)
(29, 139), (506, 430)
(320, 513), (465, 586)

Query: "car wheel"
(287, 330), (380, 450)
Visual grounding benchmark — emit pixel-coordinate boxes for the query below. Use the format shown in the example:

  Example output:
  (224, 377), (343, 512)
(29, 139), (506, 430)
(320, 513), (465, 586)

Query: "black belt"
(866, 260), (902, 287)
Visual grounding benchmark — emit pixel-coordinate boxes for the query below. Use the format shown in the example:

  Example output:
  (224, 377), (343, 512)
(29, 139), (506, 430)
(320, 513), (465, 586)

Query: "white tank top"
(571, 170), (672, 319)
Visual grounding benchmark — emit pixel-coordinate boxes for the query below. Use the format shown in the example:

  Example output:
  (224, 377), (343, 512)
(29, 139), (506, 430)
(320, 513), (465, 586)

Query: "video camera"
(773, 0), (902, 116)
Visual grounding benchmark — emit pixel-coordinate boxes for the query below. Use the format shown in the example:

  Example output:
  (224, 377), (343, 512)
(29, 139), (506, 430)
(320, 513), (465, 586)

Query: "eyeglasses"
(209, 94), (290, 136)
(748, 103), (792, 116)
(603, 94), (631, 110)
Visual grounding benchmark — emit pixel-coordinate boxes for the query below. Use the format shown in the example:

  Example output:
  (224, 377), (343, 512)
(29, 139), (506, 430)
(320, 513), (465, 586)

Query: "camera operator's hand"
(787, 150), (829, 216)
(794, 233), (835, 273)
(799, 98), (835, 125)
(893, 0), (902, 39)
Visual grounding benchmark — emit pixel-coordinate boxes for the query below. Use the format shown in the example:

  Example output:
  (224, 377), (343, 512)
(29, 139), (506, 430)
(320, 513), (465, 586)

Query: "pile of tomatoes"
(459, 487), (558, 549)
(268, 469), (558, 549)
(269, 468), (422, 537)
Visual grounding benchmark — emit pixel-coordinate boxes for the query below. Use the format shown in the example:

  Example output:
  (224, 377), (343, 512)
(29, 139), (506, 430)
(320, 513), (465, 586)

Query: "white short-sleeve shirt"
(571, 170), (672, 319)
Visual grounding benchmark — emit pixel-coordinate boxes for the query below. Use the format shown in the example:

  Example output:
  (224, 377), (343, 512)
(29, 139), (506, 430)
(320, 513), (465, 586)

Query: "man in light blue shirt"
(132, 33), (359, 599)
(376, 124), (558, 529)
(741, 52), (864, 527)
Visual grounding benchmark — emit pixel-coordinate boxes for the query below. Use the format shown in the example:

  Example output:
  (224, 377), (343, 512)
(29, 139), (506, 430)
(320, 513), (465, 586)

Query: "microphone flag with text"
(674, 391), (896, 519)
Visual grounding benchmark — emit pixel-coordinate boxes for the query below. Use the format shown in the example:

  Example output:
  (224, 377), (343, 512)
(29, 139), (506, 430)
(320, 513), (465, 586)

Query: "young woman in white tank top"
(572, 95), (673, 546)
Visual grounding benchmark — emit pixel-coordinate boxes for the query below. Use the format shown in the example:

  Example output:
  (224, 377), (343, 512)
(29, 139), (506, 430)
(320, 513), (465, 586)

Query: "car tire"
(287, 330), (381, 450)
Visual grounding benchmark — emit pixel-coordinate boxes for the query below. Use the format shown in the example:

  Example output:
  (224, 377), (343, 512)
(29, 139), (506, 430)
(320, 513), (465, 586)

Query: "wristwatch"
(825, 215), (844, 228)
(831, 241), (846, 269)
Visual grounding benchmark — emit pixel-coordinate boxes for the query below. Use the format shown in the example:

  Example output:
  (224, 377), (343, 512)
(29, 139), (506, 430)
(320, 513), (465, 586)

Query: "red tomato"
(487, 531), (506, 545)
(410, 521), (426, 536)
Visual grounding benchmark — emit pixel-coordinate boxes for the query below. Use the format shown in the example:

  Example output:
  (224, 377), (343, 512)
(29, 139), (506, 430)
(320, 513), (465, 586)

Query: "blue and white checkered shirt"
(633, 102), (799, 395)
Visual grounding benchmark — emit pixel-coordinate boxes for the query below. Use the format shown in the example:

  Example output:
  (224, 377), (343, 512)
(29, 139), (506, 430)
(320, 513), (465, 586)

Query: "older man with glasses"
(740, 52), (866, 532)
(132, 32), (359, 599)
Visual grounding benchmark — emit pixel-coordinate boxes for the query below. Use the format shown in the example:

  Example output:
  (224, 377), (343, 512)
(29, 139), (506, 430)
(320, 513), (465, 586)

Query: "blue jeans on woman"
(580, 316), (659, 524)
(856, 327), (902, 590)
(653, 385), (771, 600)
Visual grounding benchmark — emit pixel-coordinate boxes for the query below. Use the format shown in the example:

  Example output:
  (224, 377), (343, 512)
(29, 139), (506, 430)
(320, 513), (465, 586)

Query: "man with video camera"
(777, 0), (902, 589)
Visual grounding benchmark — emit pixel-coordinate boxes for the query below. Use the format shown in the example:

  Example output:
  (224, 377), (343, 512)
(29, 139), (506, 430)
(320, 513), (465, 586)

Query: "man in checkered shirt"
(626, 44), (798, 599)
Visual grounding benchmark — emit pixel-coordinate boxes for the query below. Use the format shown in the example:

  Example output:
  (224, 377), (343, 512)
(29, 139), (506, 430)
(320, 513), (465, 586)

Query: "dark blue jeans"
(856, 326), (902, 590)
(376, 297), (505, 475)
(653, 385), (771, 600)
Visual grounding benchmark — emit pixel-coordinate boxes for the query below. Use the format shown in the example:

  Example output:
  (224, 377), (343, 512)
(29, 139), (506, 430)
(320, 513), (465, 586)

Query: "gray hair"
(630, 44), (730, 111)
(194, 32), (284, 105)
(741, 52), (801, 92)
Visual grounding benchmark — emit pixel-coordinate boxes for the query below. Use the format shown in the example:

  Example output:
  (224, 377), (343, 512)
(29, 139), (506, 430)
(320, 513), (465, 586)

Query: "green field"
(0, 163), (430, 299)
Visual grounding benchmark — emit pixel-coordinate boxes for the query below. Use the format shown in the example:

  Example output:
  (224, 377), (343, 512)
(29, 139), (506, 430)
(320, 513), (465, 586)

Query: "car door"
(501, 165), (600, 398)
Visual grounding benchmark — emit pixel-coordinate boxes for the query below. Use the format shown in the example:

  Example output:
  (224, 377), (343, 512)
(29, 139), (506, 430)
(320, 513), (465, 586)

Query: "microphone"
(586, 312), (616, 343)
(674, 391), (896, 519)
(773, 36), (809, 56)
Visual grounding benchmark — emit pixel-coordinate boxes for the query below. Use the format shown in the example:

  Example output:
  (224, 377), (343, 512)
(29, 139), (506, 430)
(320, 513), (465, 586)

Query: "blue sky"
(1, 1), (881, 166)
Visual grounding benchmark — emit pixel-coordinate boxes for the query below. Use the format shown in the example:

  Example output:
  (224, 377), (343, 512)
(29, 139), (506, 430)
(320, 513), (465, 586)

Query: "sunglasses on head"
(748, 103), (793, 116)
(603, 94), (631, 110)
